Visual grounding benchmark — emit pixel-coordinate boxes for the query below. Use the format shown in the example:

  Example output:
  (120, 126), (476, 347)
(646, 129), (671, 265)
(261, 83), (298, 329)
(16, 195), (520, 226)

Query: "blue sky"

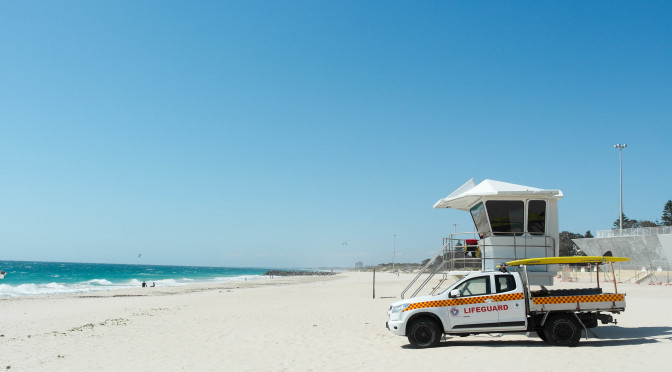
(1, 1), (670, 268)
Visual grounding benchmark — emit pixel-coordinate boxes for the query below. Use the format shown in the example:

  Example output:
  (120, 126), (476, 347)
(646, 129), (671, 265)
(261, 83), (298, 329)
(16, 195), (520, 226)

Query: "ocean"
(0, 260), (272, 297)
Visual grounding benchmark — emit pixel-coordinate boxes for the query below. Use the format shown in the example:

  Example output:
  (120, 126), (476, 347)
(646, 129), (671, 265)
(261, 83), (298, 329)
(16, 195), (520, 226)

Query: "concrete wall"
(573, 234), (672, 270)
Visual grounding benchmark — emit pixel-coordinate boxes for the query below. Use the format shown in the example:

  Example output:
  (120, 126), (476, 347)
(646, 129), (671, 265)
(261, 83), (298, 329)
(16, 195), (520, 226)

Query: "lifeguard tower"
(401, 179), (562, 298)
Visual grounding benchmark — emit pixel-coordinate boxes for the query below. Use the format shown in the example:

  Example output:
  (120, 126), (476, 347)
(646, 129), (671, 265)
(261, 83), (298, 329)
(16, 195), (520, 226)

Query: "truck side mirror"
(450, 289), (461, 298)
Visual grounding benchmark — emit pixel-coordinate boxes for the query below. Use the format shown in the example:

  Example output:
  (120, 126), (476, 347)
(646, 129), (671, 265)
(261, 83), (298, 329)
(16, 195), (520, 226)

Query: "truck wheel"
(407, 318), (441, 348)
(536, 331), (548, 342)
(543, 314), (581, 347)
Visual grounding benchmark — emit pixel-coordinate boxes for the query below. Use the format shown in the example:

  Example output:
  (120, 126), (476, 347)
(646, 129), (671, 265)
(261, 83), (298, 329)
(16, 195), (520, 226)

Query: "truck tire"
(407, 318), (442, 348)
(543, 314), (581, 347)
(536, 331), (548, 342)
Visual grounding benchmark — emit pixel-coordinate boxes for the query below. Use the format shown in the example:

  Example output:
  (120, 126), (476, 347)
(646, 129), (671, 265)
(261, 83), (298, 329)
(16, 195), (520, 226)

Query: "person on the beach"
(142, 281), (147, 287)
(151, 282), (155, 287)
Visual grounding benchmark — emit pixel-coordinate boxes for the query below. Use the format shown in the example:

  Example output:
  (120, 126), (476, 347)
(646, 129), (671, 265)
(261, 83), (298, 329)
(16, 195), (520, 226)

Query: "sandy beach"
(1, 272), (671, 371)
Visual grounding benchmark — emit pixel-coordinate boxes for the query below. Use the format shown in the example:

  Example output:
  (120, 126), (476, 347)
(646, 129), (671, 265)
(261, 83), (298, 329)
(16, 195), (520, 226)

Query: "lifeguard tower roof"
(433, 179), (563, 211)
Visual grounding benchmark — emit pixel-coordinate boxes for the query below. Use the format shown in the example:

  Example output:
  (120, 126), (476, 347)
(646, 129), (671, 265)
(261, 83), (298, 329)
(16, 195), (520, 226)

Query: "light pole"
(392, 234), (397, 273)
(614, 144), (627, 231)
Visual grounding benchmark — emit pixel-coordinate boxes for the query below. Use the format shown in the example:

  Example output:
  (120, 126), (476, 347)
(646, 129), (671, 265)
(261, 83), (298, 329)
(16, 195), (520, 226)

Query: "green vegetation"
(661, 200), (672, 226)
(559, 231), (591, 256)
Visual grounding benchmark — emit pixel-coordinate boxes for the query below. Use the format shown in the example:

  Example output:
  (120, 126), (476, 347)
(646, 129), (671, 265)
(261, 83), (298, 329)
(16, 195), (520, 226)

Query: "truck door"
(445, 275), (499, 331)
(494, 274), (527, 330)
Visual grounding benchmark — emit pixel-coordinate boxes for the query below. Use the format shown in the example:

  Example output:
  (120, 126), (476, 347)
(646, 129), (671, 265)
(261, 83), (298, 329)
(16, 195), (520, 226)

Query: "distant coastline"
(264, 270), (337, 276)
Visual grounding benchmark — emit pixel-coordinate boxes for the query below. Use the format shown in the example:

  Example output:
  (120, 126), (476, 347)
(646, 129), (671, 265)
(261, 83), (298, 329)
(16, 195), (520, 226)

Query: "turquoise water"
(0, 260), (272, 297)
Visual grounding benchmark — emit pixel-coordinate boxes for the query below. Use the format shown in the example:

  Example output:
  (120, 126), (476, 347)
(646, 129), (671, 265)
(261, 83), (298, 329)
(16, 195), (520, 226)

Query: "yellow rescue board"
(506, 256), (631, 266)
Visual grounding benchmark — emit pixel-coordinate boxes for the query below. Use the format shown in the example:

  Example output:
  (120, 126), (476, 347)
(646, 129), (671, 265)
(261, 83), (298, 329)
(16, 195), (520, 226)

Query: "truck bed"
(528, 287), (625, 313)
(531, 287), (602, 297)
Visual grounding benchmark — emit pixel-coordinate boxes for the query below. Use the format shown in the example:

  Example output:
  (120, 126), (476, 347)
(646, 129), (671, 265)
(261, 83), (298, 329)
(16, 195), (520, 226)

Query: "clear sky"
(1, 1), (670, 268)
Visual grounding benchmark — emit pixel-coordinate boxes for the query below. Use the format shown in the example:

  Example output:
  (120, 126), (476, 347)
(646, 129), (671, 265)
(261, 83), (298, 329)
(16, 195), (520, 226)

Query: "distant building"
(354, 261), (364, 268)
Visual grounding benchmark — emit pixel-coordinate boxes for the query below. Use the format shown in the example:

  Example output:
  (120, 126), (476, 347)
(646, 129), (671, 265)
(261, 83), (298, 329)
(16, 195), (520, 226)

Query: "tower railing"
(401, 232), (555, 299)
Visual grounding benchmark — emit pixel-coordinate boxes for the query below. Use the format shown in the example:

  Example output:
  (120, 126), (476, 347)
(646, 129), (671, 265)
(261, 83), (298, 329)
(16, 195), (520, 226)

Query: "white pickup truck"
(386, 267), (625, 347)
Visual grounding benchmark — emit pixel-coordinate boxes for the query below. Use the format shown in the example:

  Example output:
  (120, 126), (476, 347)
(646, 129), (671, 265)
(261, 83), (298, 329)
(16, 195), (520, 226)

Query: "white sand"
(1, 272), (671, 371)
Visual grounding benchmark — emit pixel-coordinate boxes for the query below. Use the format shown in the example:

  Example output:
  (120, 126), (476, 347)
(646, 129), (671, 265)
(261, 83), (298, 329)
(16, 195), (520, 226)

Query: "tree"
(613, 213), (637, 229)
(639, 220), (658, 228)
(662, 200), (672, 226)
(584, 230), (594, 238)
(559, 231), (586, 256)
(613, 213), (660, 229)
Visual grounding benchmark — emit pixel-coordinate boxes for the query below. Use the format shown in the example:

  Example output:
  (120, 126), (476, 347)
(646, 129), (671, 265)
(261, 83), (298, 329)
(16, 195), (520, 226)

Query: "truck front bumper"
(386, 319), (406, 336)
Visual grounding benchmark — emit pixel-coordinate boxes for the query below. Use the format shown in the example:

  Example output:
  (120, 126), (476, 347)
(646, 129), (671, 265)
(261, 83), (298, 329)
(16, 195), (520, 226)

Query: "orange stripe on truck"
(403, 292), (524, 312)
(532, 294), (625, 305)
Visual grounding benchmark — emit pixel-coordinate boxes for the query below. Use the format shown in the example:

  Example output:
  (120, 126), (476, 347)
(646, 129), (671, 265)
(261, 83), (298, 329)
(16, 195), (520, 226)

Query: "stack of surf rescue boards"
(386, 255), (629, 348)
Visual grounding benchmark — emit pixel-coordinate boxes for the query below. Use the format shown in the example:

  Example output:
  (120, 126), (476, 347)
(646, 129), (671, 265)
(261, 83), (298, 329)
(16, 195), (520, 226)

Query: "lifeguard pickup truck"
(386, 256), (627, 348)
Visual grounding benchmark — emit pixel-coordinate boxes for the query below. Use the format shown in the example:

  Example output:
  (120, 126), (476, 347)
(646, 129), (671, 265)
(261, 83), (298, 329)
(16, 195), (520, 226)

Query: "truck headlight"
(391, 304), (410, 313)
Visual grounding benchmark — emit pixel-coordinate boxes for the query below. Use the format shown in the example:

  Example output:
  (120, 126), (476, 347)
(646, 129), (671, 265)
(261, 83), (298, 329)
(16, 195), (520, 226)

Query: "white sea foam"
(0, 281), (132, 297)
(153, 278), (182, 286)
(0, 282), (99, 297)
(0, 275), (265, 297)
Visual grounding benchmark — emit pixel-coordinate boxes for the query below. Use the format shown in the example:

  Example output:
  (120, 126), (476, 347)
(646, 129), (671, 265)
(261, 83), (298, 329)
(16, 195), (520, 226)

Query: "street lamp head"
(614, 144), (627, 149)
